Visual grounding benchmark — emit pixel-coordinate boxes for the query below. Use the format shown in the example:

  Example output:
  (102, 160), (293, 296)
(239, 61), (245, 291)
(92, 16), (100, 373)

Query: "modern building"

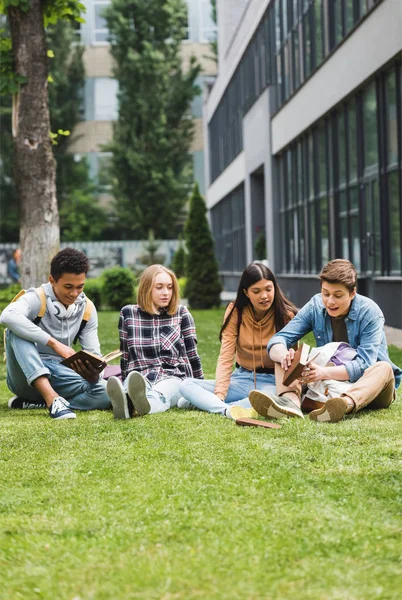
(68, 0), (217, 201)
(204, 0), (402, 327)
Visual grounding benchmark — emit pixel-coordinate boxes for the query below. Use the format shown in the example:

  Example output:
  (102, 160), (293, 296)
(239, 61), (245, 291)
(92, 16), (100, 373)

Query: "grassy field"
(0, 309), (401, 600)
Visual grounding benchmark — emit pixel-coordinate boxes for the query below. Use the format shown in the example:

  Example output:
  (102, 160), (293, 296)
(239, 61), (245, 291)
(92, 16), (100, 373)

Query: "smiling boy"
(249, 259), (401, 423)
(0, 248), (111, 420)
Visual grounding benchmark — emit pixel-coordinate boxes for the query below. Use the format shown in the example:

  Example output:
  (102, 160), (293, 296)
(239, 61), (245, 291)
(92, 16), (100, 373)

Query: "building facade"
(69, 0), (217, 200)
(205, 0), (402, 327)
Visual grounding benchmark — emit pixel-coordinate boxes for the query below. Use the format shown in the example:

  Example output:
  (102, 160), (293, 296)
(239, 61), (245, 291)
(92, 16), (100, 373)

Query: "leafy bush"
(177, 277), (187, 299)
(102, 267), (135, 311)
(84, 278), (103, 309)
(0, 284), (24, 312)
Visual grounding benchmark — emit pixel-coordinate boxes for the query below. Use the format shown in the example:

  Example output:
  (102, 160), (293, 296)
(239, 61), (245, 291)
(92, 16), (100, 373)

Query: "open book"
(282, 343), (320, 386)
(61, 349), (122, 371)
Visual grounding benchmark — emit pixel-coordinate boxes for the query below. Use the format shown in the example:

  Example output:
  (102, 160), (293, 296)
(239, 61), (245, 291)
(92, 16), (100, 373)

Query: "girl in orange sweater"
(179, 262), (302, 419)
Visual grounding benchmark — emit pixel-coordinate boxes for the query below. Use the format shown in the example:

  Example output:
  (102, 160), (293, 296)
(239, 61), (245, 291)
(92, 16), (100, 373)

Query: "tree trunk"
(8, 0), (59, 287)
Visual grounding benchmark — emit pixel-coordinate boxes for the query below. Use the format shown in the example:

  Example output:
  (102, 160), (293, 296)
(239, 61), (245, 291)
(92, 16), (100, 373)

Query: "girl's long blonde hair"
(137, 264), (180, 315)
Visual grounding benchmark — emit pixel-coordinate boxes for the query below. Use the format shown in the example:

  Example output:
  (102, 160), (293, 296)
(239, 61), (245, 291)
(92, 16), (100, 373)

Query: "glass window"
(335, 0), (343, 45)
(321, 196), (329, 263)
(303, 11), (312, 79)
(339, 190), (349, 257)
(345, 0), (355, 33)
(94, 78), (118, 120)
(363, 83), (378, 170)
(282, 0), (288, 37)
(94, 1), (110, 43)
(318, 124), (326, 192)
(275, 0), (282, 51)
(338, 110), (347, 185)
(200, 0), (217, 42)
(314, 0), (324, 68)
(347, 100), (358, 181)
(284, 43), (290, 100)
(182, 1), (190, 40)
(293, 27), (300, 90)
(388, 171), (401, 273)
(97, 153), (113, 191)
(386, 70), (398, 166)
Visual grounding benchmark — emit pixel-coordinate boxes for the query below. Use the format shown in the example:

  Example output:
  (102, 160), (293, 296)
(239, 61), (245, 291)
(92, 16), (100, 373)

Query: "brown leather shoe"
(309, 397), (348, 423)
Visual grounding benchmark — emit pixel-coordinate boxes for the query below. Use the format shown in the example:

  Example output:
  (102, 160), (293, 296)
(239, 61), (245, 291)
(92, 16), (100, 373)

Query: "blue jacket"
(268, 293), (401, 388)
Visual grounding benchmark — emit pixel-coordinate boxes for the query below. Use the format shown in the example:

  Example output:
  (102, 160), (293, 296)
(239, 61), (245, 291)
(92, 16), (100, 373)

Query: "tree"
(106, 0), (201, 239)
(170, 236), (186, 277)
(0, 94), (19, 242)
(1, 0), (84, 286)
(184, 183), (221, 309)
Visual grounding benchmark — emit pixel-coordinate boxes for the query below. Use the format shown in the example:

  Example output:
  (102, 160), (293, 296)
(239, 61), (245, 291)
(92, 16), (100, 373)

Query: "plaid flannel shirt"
(119, 304), (203, 383)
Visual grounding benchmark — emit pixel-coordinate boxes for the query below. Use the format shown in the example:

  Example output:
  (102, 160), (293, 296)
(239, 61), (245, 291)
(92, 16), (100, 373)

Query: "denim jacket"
(268, 293), (401, 388)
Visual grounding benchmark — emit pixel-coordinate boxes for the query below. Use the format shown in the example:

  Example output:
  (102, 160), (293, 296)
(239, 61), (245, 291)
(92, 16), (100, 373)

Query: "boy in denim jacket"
(250, 259), (401, 423)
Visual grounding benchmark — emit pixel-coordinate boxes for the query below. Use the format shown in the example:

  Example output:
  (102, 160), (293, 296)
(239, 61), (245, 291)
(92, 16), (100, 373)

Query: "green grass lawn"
(1, 310), (401, 600)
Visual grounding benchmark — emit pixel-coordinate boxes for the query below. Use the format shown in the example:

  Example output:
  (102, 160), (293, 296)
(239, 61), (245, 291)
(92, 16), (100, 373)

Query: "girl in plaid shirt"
(107, 265), (203, 419)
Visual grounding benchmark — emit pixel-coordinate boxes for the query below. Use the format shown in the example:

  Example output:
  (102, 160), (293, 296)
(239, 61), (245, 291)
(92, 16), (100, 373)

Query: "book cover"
(282, 343), (320, 386)
(236, 418), (282, 430)
(61, 349), (122, 371)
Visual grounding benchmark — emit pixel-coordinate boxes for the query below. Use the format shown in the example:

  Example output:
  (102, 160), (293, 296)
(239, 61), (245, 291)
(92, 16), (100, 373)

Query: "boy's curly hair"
(50, 248), (90, 281)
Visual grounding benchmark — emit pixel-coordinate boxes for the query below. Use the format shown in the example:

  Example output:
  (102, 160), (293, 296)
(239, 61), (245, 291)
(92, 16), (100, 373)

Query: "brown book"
(61, 349), (122, 371)
(236, 418), (282, 429)
(282, 343), (320, 386)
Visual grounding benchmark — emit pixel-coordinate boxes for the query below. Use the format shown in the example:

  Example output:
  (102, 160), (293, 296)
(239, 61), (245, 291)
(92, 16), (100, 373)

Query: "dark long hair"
(219, 262), (297, 341)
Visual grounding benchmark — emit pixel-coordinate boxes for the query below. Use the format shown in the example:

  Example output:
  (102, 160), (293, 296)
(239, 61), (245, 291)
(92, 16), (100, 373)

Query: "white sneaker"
(176, 396), (192, 410)
(126, 372), (151, 416)
(49, 397), (76, 420)
(107, 376), (133, 419)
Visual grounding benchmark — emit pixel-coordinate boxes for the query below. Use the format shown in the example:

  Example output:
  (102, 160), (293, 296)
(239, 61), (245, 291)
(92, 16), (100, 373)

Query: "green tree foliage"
(105, 0), (201, 239)
(0, 94), (18, 241)
(185, 183), (221, 309)
(171, 236), (186, 277)
(0, 14), (109, 243)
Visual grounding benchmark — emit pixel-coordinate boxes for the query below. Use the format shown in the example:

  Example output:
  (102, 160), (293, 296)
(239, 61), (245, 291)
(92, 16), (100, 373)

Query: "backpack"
(3, 287), (94, 361)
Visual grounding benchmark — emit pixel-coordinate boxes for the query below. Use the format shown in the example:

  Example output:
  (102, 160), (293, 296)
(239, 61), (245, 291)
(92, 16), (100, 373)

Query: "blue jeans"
(5, 331), (111, 410)
(178, 367), (277, 416)
(123, 375), (182, 414)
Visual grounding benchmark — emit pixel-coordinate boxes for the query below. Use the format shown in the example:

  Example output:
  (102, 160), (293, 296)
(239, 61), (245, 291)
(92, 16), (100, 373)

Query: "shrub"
(171, 239), (187, 278)
(185, 183), (222, 309)
(102, 267), (135, 311)
(177, 277), (187, 299)
(0, 284), (24, 312)
(84, 278), (103, 309)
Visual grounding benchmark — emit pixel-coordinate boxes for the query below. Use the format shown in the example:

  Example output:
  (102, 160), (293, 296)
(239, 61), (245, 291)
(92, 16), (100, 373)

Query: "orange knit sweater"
(214, 303), (277, 399)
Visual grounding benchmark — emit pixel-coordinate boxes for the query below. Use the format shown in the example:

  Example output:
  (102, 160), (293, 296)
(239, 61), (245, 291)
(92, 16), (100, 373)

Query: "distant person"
(178, 262), (302, 419)
(7, 248), (21, 284)
(249, 259), (402, 423)
(107, 264), (203, 419)
(0, 248), (111, 420)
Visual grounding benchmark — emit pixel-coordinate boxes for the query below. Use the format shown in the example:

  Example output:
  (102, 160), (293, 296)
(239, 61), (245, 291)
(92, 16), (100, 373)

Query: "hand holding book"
(61, 349), (122, 373)
(282, 343), (320, 386)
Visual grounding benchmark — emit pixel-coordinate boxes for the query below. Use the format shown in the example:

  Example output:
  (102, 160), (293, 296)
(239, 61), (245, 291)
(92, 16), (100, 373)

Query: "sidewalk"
(385, 326), (402, 349)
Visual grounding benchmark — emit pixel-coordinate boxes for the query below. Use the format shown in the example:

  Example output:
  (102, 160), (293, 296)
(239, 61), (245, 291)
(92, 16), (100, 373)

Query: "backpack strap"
(73, 298), (94, 345)
(4, 286), (47, 361)
(33, 286), (47, 324)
